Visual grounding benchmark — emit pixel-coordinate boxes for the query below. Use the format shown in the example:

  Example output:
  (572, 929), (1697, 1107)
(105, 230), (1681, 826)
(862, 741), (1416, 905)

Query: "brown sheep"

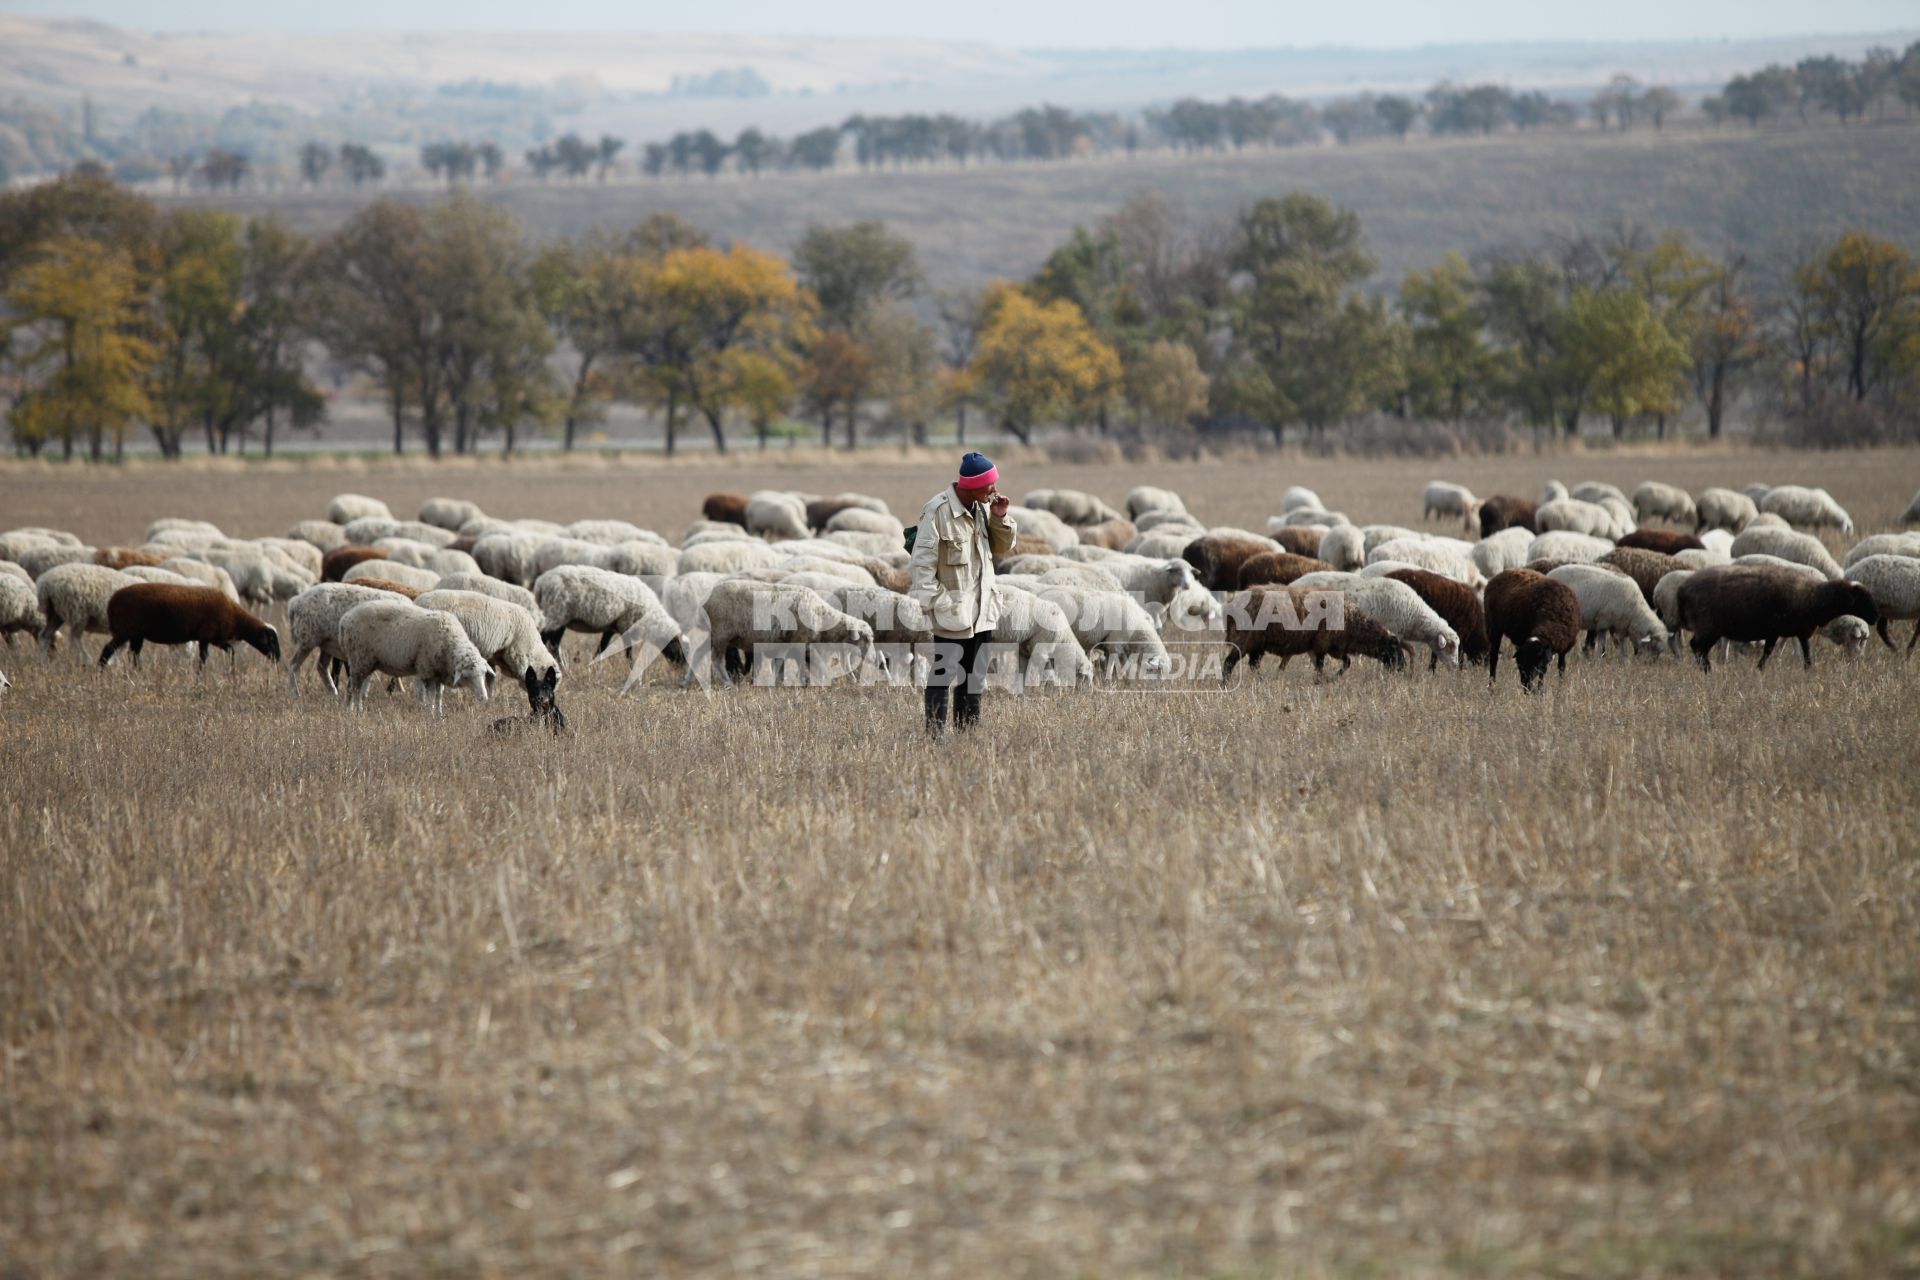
(448, 535), (480, 555)
(1008, 534), (1055, 561)
(324, 545), (389, 582)
(1076, 518), (1136, 550)
(98, 584), (281, 670)
(1484, 569), (1580, 692)
(703, 492), (750, 526)
(1478, 495), (1537, 538)
(1221, 585), (1406, 680)
(1385, 568), (1489, 669)
(94, 547), (169, 570)
(1596, 547), (1685, 606)
(1237, 551), (1335, 588)
(1182, 534), (1274, 592)
(1676, 565), (1879, 672)
(1615, 528), (1703, 555)
(347, 577), (426, 600)
(805, 497), (865, 531)
(857, 558), (911, 594)
(1268, 526), (1324, 557)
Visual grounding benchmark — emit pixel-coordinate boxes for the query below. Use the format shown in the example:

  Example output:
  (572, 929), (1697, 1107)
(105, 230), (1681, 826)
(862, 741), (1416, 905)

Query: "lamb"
(1546, 564), (1669, 657)
(1075, 518), (1137, 550)
(1844, 555), (1920, 653)
(285, 583), (407, 694)
(534, 565), (684, 674)
(1288, 574), (1461, 668)
(35, 564), (140, 661)
(702, 492), (751, 526)
(1677, 564), (1878, 671)
(1728, 526), (1842, 579)
(1221, 585), (1405, 680)
(1182, 534), (1280, 592)
(1384, 568), (1489, 669)
(337, 599), (494, 712)
(1238, 551), (1336, 588)
(1483, 569), (1580, 691)
(1033, 584), (1171, 679)
(419, 497), (485, 531)
(1280, 485), (1323, 513)
(1616, 528), (1704, 555)
(1694, 487), (1759, 533)
(97, 584), (281, 671)
(1537, 498), (1625, 540)
(1422, 480), (1481, 531)
(699, 579), (877, 687)
(1471, 527), (1534, 579)
(1631, 481), (1697, 527)
(1842, 532), (1920, 569)
(344, 559), (440, 592)
(1596, 548), (1687, 607)
(415, 589), (560, 691)
(0, 573), (45, 648)
(677, 539), (782, 577)
(327, 493), (393, 526)
(1125, 485), (1189, 520)
(984, 588), (1094, 687)
(745, 491), (811, 541)
(1759, 484), (1853, 534)
(1021, 487), (1125, 526)
(1477, 496), (1537, 538)
(431, 572), (539, 616)
(1317, 524), (1366, 571)
(1006, 506), (1079, 551)
(1366, 537), (1484, 587)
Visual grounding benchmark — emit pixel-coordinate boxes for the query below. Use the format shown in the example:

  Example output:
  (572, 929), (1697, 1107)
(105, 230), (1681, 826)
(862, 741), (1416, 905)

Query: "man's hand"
(989, 492), (1010, 519)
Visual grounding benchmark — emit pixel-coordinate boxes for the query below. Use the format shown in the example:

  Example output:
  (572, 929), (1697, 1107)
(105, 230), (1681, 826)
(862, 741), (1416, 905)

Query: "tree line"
(3, 173), (1917, 461)
(1705, 44), (1920, 127)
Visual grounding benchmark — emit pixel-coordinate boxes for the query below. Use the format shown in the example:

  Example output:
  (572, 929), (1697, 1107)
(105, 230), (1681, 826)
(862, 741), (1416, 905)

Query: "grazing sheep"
(1022, 487), (1125, 526)
(324, 546), (389, 581)
(1126, 485), (1189, 521)
(1571, 481), (1629, 507)
(471, 531), (547, 585)
(1075, 518), (1137, 550)
(1125, 528), (1202, 560)
(0, 534), (55, 565)
(534, 565), (683, 674)
(745, 491), (811, 541)
(1005, 506), (1080, 552)
(285, 583), (405, 694)
(703, 492), (751, 526)
(1358, 524), (1425, 555)
(35, 564), (140, 661)
(677, 539), (783, 577)
(1540, 480), (1570, 505)
(699, 579), (877, 687)
(1537, 498), (1626, 540)
(372, 539), (480, 577)
(256, 537), (325, 579)
(1, 573), (45, 648)
(1477, 495), (1537, 538)
(1729, 526), (1842, 579)
(432, 572), (539, 616)
(1280, 485), (1323, 513)
(1484, 569), (1580, 691)
(1384, 568), (1489, 668)
(1254, 526), (1315, 558)
(1842, 532), (1920, 569)
(98, 584), (280, 671)
(804, 493), (889, 530)
(343, 517), (458, 549)
(1471, 527), (1534, 579)
(824, 507), (904, 538)
(416, 589), (559, 688)
(1289, 575), (1460, 668)
(1616, 528), (1704, 555)
(1694, 487), (1759, 533)
(348, 577), (425, 600)
(0, 561), (28, 585)
(1700, 529), (1735, 559)
(1742, 482), (1774, 504)
(825, 584), (933, 650)
(419, 497), (485, 531)
(191, 546), (315, 604)
(1745, 513), (1789, 530)
(327, 494), (393, 526)
(1238, 551), (1336, 589)
(1760, 485), (1853, 533)
(1037, 564), (1127, 593)
(20, 544), (96, 579)
(682, 522), (752, 548)
(1221, 585), (1404, 679)
(1422, 481), (1481, 531)
(566, 519), (665, 547)
(1547, 564), (1668, 657)
(1317, 524), (1366, 571)
(337, 599), (494, 712)
(983, 588), (1094, 687)
(344, 559), (439, 592)
(1272, 507), (1349, 529)
(1652, 569), (1693, 655)
(1597, 548), (1687, 606)
(1182, 534), (1281, 591)
(1677, 565), (1878, 671)
(1631, 481), (1697, 527)
(1844, 555), (1920, 653)
(1034, 584), (1171, 679)
(1367, 537), (1484, 587)
(1134, 509), (1203, 534)
(92, 547), (167, 570)
(1524, 531), (1614, 564)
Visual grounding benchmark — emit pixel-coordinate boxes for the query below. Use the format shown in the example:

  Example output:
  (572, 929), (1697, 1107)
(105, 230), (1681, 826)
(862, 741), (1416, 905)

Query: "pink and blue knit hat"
(956, 451), (998, 491)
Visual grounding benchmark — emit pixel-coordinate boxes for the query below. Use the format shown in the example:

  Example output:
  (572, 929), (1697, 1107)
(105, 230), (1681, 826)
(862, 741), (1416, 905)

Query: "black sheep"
(98, 584), (281, 670)
(1676, 565), (1879, 672)
(1484, 569), (1579, 692)
(1478, 496), (1537, 538)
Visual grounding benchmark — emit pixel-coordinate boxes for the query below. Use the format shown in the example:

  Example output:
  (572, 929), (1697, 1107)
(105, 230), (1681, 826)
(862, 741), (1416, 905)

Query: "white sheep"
(1133, 510), (1204, 536)
(1272, 508), (1349, 529)
(1471, 527), (1534, 579)
(345, 517), (458, 549)
(1124, 529), (1201, 560)
(532, 536), (677, 583)
(1693, 488), (1759, 533)
(1547, 564), (1667, 657)
(985, 587), (1093, 687)
(1096, 556), (1219, 634)
(1652, 569), (1693, 656)
(1759, 485), (1853, 534)
(1, 573), (45, 648)
(327, 494), (393, 526)
(285, 583), (404, 695)
(775, 555), (875, 587)
(419, 497), (485, 531)
(1033, 584), (1171, 679)
(1540, 480), (1570, 505)
(1125, 485), (1189, 520)
(1367, 537), (1484, 587)
(823, 530), (903, 558)
(1038, 564), (1126, 593)
(1060, 544), (1125, 563)
(1631, 481), (1697, 526)
(698, 578), (877, 687)
(1536, 498), (1621, 540)
(0, 561), (29, 584)
(149, 558), (239, 600)
(1006, 506), (1079, 551)
(534, 565), (683, 680)
(432, 572), (539, 615)
(824, 507), (905, 538)
(1280, 485), (1323, 513)
(1525, 531), (1615, 564)
(1571, 481), (1629, 507)
(745, 491), (810, 541)
(677, 539), (782, 577)
(1422, 481), (1480, 531)
(1729, 526), (1842, 579)
(472, 531), (547, 585)
(373, 538), (480, 577)
(566, 518), (666, 546)
(1700, 529), (1735, 560)
(20, 544), (96, 579)
(1287, 573), (1461, 667)
(0, 533), (56, 564)
(338, 599), (493, 712)
(344, 559), (439, 591)
(1741, 482), (1774, 504)
(1842, 532), (1920, 570)
(1846, 555), (1920, 653)
(1022, 488), (1124, 526)
(415, 589), (558, 687)
(145, 518), (224, 542)
(1318, 524), (1366, 571)
(35, 564), (138, 661)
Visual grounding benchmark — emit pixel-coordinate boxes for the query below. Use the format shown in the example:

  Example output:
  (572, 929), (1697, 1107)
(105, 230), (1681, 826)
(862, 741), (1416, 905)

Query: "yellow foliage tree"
(1125, 339), (1209, 429)
(6, 234), (154, 460)
(969, 285), (1121, 442)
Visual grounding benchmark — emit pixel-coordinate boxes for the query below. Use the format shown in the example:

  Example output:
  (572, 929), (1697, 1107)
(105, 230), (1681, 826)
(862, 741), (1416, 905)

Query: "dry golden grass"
(3, 448), (1919, 1277)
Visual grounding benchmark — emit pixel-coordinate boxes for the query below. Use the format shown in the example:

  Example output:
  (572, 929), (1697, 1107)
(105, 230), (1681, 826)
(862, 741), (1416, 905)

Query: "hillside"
(174, 120), (1920, 290)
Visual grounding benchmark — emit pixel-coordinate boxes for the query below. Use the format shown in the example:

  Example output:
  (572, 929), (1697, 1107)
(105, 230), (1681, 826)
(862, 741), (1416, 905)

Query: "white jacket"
(909, 486), (1018, 638)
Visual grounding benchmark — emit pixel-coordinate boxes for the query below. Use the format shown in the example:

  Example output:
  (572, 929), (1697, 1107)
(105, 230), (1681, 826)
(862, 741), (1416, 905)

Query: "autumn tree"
(970, 284), (1121, 443)
(1690, 254), (1763, 438)
(1795, 231), (1920, 402)
(1125, 339), (1209, 429)
(6, 234), (154, 460)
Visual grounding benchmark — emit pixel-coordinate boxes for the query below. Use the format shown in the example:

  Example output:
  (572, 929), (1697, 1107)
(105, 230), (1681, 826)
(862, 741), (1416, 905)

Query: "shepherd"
(908, 451), (1016, 736)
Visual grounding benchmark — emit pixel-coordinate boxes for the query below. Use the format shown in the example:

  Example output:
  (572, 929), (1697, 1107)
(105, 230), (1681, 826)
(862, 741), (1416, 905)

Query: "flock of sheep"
(2, 475), (1917, 719)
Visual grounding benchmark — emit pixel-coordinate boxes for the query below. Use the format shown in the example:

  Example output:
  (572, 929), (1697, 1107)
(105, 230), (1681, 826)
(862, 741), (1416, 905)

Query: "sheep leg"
(1582, 629), (1598, 656)
(1798, 634), (1814, 668)
(1909, 620), (1920, 654)
(594, 629), (616, 657)
(1219, 647), (1239, 685)
(1556, 651), (1567, 677)
(1877, 619), (1895, 651)
(540, 627), (565, 660)
(1487, 641), (1500, 684)
(1755, 637), (1779, 670)
(286, 646), (311, 697)
(97, 637), (125, 668)
(1427, 647), (1439, 674)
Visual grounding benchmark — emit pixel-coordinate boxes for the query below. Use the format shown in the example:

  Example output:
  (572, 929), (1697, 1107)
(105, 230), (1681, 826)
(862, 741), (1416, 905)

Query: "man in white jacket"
(909, 451), (1017, 735)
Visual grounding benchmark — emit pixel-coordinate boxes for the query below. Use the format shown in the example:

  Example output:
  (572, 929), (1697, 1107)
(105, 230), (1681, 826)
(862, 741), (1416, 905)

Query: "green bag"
(902, 524), (918, 554)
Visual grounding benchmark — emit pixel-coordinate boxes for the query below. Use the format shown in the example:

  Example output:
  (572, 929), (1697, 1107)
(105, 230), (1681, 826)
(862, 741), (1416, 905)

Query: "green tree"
(1563, 287), (1690, 435)
(1797, 231), (1920, 402)
(792, 221), (921, 332)
(1690, 255), (1764, 438)
(1400, 252), (1492, 420)
(299, 141), (331, 186)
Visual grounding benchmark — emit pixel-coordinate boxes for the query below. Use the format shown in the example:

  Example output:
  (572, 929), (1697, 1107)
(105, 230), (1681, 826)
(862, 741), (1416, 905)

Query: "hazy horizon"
(10, 0), (1918, 49)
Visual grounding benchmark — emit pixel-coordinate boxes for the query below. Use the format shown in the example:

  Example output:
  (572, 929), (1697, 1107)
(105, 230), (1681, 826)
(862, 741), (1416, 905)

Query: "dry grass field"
(3, 446), (1919, 1277)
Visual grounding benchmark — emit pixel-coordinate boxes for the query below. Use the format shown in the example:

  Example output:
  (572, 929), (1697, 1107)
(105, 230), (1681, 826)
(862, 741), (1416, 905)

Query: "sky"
(9, 0), (1917, 48)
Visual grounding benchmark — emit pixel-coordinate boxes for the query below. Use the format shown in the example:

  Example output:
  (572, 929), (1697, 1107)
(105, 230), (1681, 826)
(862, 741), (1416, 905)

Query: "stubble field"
(2, 446), (1918, 1276)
